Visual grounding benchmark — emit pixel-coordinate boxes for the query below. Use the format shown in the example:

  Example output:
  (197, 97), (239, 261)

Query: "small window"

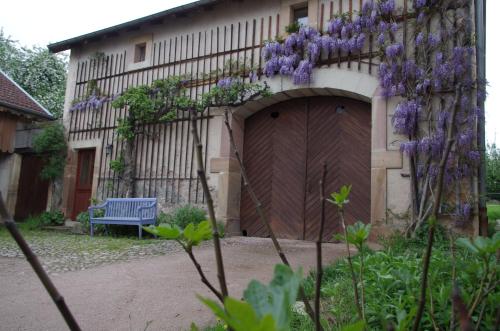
(134, 42), (146, 63)
(293, 5), (308, 26)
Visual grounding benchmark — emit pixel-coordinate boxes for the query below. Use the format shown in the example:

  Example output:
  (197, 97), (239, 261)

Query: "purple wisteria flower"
(417, 12), (426, 23)
(400, 140), (418, 156)
(217, 77), (234, 89)
(379, 0), (396, 15)
(279, 54), (299, 75)
(415, 32), (424, 46)
(328, 17), (343, 35)
(392, 99), (421, 135)
(377, 33), (386, 45)
(263, 57), (280, 77)
(385, 43), (403, 58)
(427, 33), (440, 48)
(293, 59), (313, 85)
(415, 0), (427, 9)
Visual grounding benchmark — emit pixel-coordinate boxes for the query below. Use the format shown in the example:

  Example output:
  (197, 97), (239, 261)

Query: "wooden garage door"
(240, 96), (371, 240)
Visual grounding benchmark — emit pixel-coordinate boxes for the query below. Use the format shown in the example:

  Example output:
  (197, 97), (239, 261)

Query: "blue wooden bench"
(88, 198), (157, 239)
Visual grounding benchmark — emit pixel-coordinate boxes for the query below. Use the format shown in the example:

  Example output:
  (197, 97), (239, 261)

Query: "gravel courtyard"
(0, 233), (348, 331)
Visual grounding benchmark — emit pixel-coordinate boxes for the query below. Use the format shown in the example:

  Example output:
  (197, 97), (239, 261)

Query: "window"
(134, 42), (146, 63)
(293, 5), (308, 26)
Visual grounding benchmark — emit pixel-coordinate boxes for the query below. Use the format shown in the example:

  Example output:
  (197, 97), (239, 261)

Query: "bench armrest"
(88, 201), (108, 218)
(137, 202), (157, 220)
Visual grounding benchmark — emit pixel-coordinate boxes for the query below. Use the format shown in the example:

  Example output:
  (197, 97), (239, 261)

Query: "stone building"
(48, 0), (481, 238)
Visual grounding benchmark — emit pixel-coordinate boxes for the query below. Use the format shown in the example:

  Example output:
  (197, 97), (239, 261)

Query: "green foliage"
(487, 203), (500, 235)
(76, 210), (104, 234)
(488, 204), (500, 221)
(0, 29), (67, 118)
(109, 154), (125, 174)
(19, 211), (64, 229)
(40, 210), (65, 226)
(335, 221), (371, 250)
(20, 215), (46, 230)
(456, 233), (500, 258)
(302, 235), (498, 330)
(111, 76), (270, 142)
(327, 185), (351, 208)
(486, 143), (500, 199)
(285, 22), (301, 34)
(200, 265), (302, 331)
(144, 220), (212, 249)
(157, 205), (207, 229)
(32, 122), (67, 180)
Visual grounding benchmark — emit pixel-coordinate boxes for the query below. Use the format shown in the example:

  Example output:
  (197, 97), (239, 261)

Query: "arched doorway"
(239, 96), (371, 240)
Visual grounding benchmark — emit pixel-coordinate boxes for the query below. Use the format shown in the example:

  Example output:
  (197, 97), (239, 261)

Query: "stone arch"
(211, 68), (405, 237)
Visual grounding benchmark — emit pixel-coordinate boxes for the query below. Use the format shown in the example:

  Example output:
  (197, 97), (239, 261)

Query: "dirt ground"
(0, 237), (348, 331)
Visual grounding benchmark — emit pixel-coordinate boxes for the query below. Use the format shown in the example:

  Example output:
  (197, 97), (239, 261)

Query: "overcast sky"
(0, 0), (497, 144)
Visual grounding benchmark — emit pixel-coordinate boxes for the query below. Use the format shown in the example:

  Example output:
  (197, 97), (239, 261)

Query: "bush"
(33, 123), (67, 180)
(76, 211), (104, 235)
(40, 211), (65, 226)
(158, 205), (207, 229)
(19, 211), (64, 230)
(301, 233), (498, 330)
(20, 215), (45, 230)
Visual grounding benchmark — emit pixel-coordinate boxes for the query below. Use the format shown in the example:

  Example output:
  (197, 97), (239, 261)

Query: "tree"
(0, 29), (67, 118)
(32, 122), (67, 212)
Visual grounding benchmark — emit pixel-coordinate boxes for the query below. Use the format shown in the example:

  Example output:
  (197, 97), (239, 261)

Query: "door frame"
(62, 139), (102, 221)
(211, 85), (404, 238)
(71, 148), (96, 220)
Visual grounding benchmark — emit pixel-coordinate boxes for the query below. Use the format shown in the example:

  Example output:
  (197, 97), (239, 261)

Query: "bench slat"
(89, 198), (157, 239)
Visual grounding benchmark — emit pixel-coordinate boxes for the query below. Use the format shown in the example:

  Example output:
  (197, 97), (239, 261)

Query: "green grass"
(487, 203), (500, 221)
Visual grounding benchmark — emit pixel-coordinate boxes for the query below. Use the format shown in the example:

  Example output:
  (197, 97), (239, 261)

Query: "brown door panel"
(241, 97), (371, 241)
(72, 149), (95, 220)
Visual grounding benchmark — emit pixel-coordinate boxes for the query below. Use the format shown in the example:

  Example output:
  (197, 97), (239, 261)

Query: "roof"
(0, 70), (53, 120)
(48, 0), (219, 53)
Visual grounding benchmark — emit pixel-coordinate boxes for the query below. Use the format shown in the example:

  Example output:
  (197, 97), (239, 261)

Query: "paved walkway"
(0, 237), (348, 331)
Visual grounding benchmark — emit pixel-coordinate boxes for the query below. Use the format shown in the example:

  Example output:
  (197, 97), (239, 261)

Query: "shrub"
(18, 211), (64, 230)
(40, 211), (65, 226)
(20, 215), (45, 230)
(32, 123), (67, 180)
(76, 211), (104, 235)
(158, 205), (207, 229)
(301, 235), (498, 330)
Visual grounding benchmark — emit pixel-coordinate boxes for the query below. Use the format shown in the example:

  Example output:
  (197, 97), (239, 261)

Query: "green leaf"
(328, 185), (352, 207)
(143, 224), (181, 239)
(456, 235), (500, 257)
(345, 222), (371, 249)
(198, 295), (279, 331)
(183, 220), (213, 246)
(243, 264), (302, 330)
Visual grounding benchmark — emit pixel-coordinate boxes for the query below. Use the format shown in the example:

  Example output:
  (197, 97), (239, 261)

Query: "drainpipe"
(475, 0), (488, 235)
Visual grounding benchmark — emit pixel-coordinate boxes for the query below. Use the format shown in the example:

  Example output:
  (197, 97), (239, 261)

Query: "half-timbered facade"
(49, 0), (480, 238)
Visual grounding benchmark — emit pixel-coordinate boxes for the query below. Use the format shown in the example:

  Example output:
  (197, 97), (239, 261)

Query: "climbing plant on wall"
(107, 76), (269, 197)
(261, 0), (484, 235)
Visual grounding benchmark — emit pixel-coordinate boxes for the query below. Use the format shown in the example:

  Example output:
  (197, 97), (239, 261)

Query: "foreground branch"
(315, 163), (327, 331)
(185, 246), (224, 303)
(412, 87), (462, 331)
(0, 193), (81, 331)
(190, 109), (229, 298)
(223, 109), (318, 325)
(338, 207), (363, 321)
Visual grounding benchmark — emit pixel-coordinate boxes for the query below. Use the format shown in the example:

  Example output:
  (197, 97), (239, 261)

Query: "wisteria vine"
(262, 0), (483, 231)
